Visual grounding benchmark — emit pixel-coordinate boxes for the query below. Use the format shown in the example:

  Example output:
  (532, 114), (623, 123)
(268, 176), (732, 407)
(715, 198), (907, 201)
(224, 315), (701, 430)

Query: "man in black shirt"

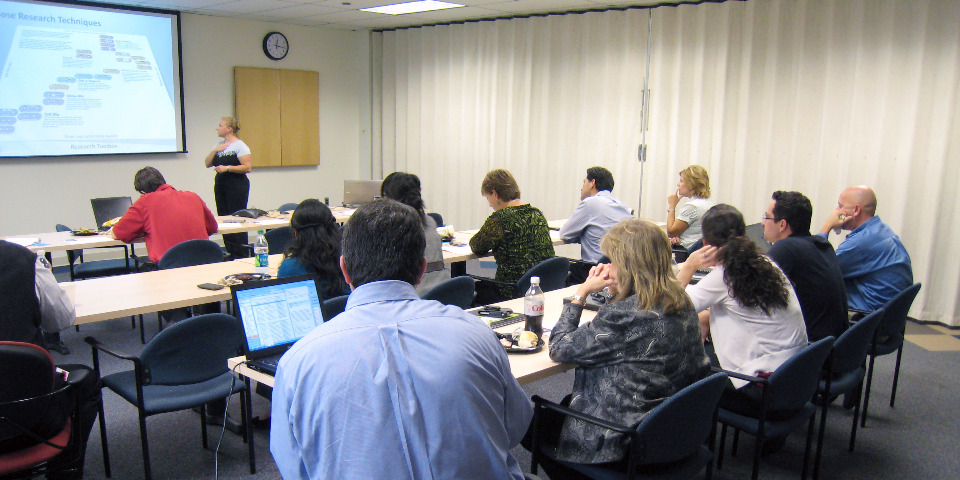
(762, 191), (848, 341)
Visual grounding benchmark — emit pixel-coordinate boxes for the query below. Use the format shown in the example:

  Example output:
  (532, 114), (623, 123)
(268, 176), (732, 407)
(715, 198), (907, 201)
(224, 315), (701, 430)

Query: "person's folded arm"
(469, 215), (502, 255)
(549, 303), (623, 366)
(110, 204), (145, 243)
(558, 201), (589, 243)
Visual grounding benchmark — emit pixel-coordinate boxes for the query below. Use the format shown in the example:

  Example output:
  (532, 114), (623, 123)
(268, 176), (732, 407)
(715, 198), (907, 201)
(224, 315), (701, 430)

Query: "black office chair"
(716, 336), (836, 480)
(265, 227), (294, 255)
(55, 224), (134, 281)
(470, 257), (570, 302)
(427, 212), (444, 227)
(813, 308), (884, 479)
(277, 203), (299, 213)
(147, 240), (225, 343)
(529, 372), (729, 480)
(859, 283), (921, 427)
(0, 341), (86, 479)
(85, 314), (252, 480)
(421, 276), (475, 309)
(321, 295), (349, 322)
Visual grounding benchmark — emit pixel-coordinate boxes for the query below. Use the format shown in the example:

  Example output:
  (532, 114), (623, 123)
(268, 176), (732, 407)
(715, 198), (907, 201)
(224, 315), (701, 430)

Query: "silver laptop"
(342, 179), (382, 207)
(745, 222), (771, 254)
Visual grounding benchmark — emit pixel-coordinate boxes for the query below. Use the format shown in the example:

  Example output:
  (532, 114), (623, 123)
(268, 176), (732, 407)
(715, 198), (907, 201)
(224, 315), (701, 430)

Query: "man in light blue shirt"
(271, 199), (533, 480)
(818, 185), (913, 311)
(560, 167), (633, 282)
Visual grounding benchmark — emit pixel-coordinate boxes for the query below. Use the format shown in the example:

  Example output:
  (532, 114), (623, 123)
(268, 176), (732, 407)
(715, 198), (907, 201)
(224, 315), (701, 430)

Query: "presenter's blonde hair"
(221, 116), (240, 134)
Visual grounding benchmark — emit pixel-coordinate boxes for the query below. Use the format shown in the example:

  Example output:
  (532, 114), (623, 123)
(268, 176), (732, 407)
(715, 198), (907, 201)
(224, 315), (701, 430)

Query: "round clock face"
(263, 32), (288, 60)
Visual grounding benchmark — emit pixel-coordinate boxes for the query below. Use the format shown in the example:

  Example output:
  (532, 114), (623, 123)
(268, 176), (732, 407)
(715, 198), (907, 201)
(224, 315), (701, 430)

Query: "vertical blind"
(373, 0), (960, 326)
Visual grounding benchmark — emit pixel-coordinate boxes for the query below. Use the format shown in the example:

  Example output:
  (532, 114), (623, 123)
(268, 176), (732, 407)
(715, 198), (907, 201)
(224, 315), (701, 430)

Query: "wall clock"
(263, 31), (289, 60)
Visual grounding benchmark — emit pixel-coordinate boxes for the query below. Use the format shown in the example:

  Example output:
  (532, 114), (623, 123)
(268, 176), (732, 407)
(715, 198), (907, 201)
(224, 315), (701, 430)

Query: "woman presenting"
(205, 116), (252, 257)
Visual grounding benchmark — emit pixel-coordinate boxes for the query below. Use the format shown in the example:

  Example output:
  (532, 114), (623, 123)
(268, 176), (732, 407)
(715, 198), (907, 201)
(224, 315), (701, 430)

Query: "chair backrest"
(139, 314), (244, 386)
(322, 294), (349, 321)
(277, 203), (299, 212)
(875, 283), (921, 341)
(831, 308), (884, 375)
(427, 212), (444, 227)
(265, 227), (295, 255)
(766, 336), (836, 412)
(633, 372), (728, 465)
(90, 196), (132, 228)
(515, 257), (570, 298)
(158, 239), (224, 270)
(421, 276), (475, 309)
(0, 341), (56, 441)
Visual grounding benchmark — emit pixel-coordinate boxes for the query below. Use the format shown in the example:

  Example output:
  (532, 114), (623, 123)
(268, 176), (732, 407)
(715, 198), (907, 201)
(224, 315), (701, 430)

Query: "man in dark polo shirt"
(762, 191), (848, 341)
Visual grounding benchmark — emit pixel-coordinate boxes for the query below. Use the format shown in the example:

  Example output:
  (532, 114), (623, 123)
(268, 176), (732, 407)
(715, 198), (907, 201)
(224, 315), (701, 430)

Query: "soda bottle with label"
(523, 276), (544, 338)
(254, 229), (269, 274)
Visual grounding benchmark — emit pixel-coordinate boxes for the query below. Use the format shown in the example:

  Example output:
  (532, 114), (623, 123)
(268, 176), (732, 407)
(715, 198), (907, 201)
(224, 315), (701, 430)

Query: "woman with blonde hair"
(666, 164), (713, 249)
(204, 116), (252, 257)
(537, 219), (710, 478)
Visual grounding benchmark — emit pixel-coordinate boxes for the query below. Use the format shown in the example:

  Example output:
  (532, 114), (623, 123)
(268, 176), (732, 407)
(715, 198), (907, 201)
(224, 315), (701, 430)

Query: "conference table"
(0, 207), (356, 254)
(228, 284), (592, 388)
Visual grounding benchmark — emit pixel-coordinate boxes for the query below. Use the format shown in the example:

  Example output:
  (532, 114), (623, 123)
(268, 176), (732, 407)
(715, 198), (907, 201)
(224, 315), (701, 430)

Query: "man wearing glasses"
(818, 185), (913, 312)
(762, 191), (847, 341)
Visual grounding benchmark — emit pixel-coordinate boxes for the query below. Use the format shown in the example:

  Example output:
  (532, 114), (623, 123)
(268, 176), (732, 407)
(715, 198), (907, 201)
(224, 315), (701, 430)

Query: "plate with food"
(71, 228), (99, 236)
(496, 330), (544, 354)
(220, 273), (272, 286)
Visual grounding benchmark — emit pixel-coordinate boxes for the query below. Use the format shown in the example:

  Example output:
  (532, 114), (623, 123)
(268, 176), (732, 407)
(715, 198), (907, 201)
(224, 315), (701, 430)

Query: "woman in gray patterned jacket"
(542, 218), (711, 478)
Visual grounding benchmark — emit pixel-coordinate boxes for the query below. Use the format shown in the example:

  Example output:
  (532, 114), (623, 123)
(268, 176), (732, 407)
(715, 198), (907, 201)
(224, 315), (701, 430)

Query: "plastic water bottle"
(254, 229), (269, 274)
(36, 250), (52, 270)
(524, 276), (545, 338)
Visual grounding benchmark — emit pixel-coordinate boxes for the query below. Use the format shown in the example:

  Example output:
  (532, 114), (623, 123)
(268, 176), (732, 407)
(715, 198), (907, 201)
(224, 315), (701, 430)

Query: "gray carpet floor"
(46, 263), (960, 479)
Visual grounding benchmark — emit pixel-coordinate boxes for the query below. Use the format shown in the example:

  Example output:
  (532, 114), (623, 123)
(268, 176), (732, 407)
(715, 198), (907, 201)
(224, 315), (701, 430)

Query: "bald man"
(818, 186), (912, 311)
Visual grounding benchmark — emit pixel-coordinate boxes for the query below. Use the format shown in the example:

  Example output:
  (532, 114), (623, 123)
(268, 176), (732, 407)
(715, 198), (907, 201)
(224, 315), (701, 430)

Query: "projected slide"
(0, 0), (183, 157)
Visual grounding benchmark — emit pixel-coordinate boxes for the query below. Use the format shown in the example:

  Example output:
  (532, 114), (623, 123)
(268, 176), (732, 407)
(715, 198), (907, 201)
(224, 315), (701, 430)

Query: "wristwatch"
(571, 294), (587, 305)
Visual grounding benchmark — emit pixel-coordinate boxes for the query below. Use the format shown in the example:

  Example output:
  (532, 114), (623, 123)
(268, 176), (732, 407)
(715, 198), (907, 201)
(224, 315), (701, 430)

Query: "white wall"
(0, 13), (370, 241)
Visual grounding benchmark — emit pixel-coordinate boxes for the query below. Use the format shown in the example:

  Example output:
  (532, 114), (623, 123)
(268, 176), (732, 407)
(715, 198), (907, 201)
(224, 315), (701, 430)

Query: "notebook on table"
(231, 275), (325, 376)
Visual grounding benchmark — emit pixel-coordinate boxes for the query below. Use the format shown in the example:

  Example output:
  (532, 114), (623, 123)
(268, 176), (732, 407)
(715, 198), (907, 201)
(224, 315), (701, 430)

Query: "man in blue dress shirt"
(818, 185), (913, 311)
(559, 166), (633, 283)
(270, 199), (533, 480)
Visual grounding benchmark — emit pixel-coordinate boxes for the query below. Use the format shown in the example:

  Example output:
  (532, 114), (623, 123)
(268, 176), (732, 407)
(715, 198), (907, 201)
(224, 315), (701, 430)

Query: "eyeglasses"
(761, 213), (775, 222)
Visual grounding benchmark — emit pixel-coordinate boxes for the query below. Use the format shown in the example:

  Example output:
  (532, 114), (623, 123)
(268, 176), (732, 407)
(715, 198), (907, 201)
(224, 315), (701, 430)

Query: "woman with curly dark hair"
(277, 199), (350, 298)
(677, 204), (807, 418)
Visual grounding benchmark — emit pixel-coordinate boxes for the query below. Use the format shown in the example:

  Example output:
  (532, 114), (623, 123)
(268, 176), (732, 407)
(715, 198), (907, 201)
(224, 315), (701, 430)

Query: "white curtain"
(372, 0), (960, 326)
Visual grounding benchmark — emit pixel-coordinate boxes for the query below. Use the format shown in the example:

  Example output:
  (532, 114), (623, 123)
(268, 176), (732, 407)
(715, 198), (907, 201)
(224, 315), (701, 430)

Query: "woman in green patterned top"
(470, 169), (555, 304)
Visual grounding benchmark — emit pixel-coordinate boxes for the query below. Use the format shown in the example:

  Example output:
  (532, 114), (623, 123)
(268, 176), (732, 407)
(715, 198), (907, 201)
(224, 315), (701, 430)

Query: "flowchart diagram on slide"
(0, 26), (176, 154)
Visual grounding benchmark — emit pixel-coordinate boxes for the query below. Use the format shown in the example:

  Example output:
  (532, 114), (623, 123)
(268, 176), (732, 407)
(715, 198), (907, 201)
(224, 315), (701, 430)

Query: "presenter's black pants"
(214, 173), (250, 258)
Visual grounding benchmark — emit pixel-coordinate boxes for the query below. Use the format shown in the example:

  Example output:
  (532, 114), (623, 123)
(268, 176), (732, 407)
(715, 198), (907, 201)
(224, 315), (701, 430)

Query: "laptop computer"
(342, 179), (382, 207)
(91, 196), (132, 231)
(231, 275), (325, 375)
(745, 222), (772, 254)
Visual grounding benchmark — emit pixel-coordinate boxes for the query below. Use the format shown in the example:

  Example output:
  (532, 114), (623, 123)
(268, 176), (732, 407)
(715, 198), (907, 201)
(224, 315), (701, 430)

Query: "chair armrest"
(710, 365), (768, 385)
(84, 336), (139, 362)
(531, 395), (635, 434)
(467, 274), (514, 288)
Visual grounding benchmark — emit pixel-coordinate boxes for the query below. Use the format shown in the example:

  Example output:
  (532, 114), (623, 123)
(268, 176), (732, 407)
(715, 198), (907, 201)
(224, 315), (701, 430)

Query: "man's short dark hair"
(586, 166), (615, 192)
(771, 190), (813, 235)
(134, 167), (166, 193)
(342, 199), (426, 288)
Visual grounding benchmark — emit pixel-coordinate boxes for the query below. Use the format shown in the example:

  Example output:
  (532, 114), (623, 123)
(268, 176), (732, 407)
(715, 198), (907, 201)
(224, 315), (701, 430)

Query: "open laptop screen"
(231, 275), (324, 360)
(342, 179), (382, 207)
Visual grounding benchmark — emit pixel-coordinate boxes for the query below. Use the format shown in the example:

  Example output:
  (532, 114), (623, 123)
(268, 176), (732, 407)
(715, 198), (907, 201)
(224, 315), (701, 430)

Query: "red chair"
(0, 341), (84, 479)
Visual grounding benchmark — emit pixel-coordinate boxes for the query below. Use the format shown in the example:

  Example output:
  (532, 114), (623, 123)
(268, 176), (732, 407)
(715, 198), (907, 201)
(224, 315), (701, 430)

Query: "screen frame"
(0, 0), (187, 159)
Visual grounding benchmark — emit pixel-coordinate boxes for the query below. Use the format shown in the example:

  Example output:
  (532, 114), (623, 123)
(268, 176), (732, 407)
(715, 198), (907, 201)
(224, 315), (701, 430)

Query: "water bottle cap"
(530, 276), (540, 284)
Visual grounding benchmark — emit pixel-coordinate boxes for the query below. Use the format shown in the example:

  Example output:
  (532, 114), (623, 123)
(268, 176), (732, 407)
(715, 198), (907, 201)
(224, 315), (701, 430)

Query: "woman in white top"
(677, 204), (808, 418)
(666, 165), (714, 250)
(204, 116), (252, 257)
